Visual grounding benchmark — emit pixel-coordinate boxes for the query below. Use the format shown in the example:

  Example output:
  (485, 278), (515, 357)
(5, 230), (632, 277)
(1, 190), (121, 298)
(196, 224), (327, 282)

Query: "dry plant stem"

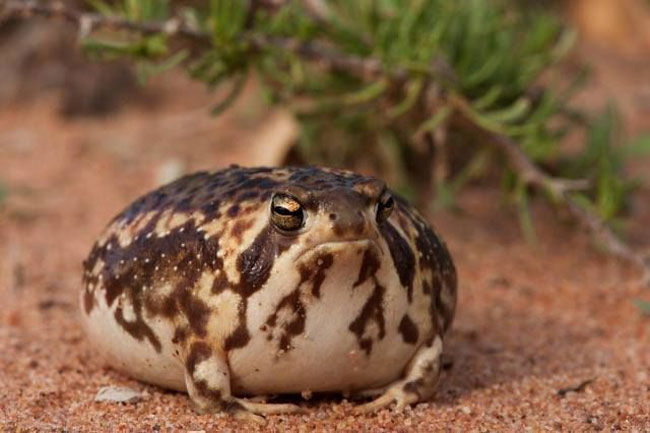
(0, 0), (455, 83)
(490, 135), (591, 198)
(0, 0), (381, 76)
(563, 198), (650, 285)
(432, 124), (450, 185)
(448, 95), (650, 282)
(3, 0), (648, 283)
(1, 0), (207, 40)
(490, 133), (650, 285)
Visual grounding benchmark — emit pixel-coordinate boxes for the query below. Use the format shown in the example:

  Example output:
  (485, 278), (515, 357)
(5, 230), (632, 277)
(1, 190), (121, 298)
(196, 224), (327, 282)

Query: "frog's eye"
(376, 190), (394, 223)
(271, 193), (305, 231)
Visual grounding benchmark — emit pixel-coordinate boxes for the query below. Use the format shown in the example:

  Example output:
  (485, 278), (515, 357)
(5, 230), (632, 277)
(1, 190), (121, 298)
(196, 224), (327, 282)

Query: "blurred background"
(1, 0), (650, 224)
(1, 0), (650, 430)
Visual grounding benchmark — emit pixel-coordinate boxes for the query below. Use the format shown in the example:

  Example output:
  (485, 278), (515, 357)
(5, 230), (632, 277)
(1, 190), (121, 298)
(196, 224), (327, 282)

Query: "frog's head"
(268, 174), (392, 253)
(233, 167), (414, 302)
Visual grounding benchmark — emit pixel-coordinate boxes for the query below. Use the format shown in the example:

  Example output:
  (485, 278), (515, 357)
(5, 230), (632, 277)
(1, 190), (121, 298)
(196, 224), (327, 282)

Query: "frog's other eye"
(376, 190), (394, 223)
(271, 193), (305, 231)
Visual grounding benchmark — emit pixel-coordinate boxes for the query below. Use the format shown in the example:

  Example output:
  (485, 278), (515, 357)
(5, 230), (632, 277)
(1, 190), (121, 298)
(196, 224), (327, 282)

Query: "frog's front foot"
(206, 396), (303, 425)
(194, 397), (303, 424)
(355, 335), (443, 414)
(184, 341), (303, 423)
(230, 399), (303, 423)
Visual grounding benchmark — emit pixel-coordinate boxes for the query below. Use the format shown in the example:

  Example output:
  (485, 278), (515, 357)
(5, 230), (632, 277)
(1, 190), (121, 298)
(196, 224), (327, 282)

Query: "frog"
(80, 165), (457, 422)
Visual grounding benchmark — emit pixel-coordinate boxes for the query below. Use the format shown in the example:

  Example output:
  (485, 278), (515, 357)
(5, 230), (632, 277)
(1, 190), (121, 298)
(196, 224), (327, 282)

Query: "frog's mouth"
(295, 238), (382, 262)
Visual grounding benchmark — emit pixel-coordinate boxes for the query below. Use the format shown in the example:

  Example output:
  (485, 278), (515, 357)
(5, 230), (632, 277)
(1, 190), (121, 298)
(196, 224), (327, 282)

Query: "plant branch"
(447, 95), (649, 283)
(488, 130), (650, 284)
(1, 0), (207, 40)
(490, 134), (591, 198)
(1, 0), (455, 83)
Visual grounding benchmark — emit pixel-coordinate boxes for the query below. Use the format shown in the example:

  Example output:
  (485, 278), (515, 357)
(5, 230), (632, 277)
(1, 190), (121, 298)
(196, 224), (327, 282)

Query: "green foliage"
(0, 181), (6, 207)
(634, 299), (650, 316)
(80, 0), (646, 232)
(572, 108), (620, 219)
(135, 49), (188, 85)
(83, 0), (173, 79)
(87, 0), (169, 21)
(561, 106), (650, 224)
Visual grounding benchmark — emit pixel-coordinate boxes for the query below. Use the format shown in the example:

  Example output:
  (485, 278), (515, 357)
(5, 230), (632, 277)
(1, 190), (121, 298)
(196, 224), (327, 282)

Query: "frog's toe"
(348, 385), (387, 400)
(236, 399), (305, 415)
(354, 386), (417, 413)
(200, 397), (302, 423)
(231, 408), (267, 425)
(355, 335), (444, 414)
(183, 344), (304, 422)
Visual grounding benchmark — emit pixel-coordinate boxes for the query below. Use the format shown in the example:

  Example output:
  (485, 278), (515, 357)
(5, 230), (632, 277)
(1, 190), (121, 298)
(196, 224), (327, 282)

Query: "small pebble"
(94, 386), (143, 404)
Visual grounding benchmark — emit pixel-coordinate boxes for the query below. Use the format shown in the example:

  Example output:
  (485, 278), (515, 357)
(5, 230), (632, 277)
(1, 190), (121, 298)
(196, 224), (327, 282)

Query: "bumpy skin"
(80, 166), (457, 421)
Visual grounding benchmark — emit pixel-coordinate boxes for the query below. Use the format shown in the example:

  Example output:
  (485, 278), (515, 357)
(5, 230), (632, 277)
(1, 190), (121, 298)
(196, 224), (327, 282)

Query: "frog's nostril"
(329, 213), (337, 221)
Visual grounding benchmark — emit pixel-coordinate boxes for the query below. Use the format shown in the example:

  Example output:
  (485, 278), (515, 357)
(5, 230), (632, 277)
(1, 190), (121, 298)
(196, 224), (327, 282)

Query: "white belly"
(81, 244), (429, 397)
(80, 291), (187, 391)
(227, 246), (420, 395)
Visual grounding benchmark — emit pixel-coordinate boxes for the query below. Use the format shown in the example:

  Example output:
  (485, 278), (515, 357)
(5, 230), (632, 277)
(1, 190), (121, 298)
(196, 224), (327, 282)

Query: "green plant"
(0, 181), (6, 207)
(3, 0), (649, 279)
(634, 299), (650, 316)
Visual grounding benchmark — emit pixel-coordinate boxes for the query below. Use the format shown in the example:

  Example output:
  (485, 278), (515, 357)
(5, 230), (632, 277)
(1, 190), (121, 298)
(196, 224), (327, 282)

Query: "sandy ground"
(1, 28), (650, 432)
(0, 84), (649, 433)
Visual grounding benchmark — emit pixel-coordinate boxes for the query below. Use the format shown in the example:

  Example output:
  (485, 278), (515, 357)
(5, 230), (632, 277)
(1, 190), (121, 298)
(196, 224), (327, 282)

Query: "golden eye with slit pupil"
(377, 191), (394, 222)
(271, 194), (304, 231)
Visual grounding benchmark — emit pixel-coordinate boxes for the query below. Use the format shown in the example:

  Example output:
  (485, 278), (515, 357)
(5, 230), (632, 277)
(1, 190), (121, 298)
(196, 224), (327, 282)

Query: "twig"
(445, 93), (650, 282)
(1, 0), (455, 84)
(489, 133), (650, 285)
(447, 93), (650, 283)
(1, 0), (207, 40)
(490, 134), (591, 198)
(447, 94), (591, 198)
(564, 197), (650, 283)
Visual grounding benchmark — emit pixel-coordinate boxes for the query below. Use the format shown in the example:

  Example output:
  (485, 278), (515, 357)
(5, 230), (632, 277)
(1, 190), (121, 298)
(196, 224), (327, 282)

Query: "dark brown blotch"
(231, 219), (254, 242)
(224, 299), (251, 351)
(265, 288), (306, 352)
(298, 253), (334, 298)
(398, 314), (419, 344)
(83, 287), (95, 315)
(353, 248), (380, 288)
(172, 326), (189, 345)
(403, 378), (424, 399)
(227, 204), (240, 217)
(185, 341), (212, 373)
(348, 279), (386, 356)
(378, 220), (415, 302)
(176, 287), (211, 338)
(114, 300), (162, 352)
(211, 272), (230, 294)
(235, 223), (297, 297)
(235, 225), (277, 298)
(223, 319), (251, 352)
